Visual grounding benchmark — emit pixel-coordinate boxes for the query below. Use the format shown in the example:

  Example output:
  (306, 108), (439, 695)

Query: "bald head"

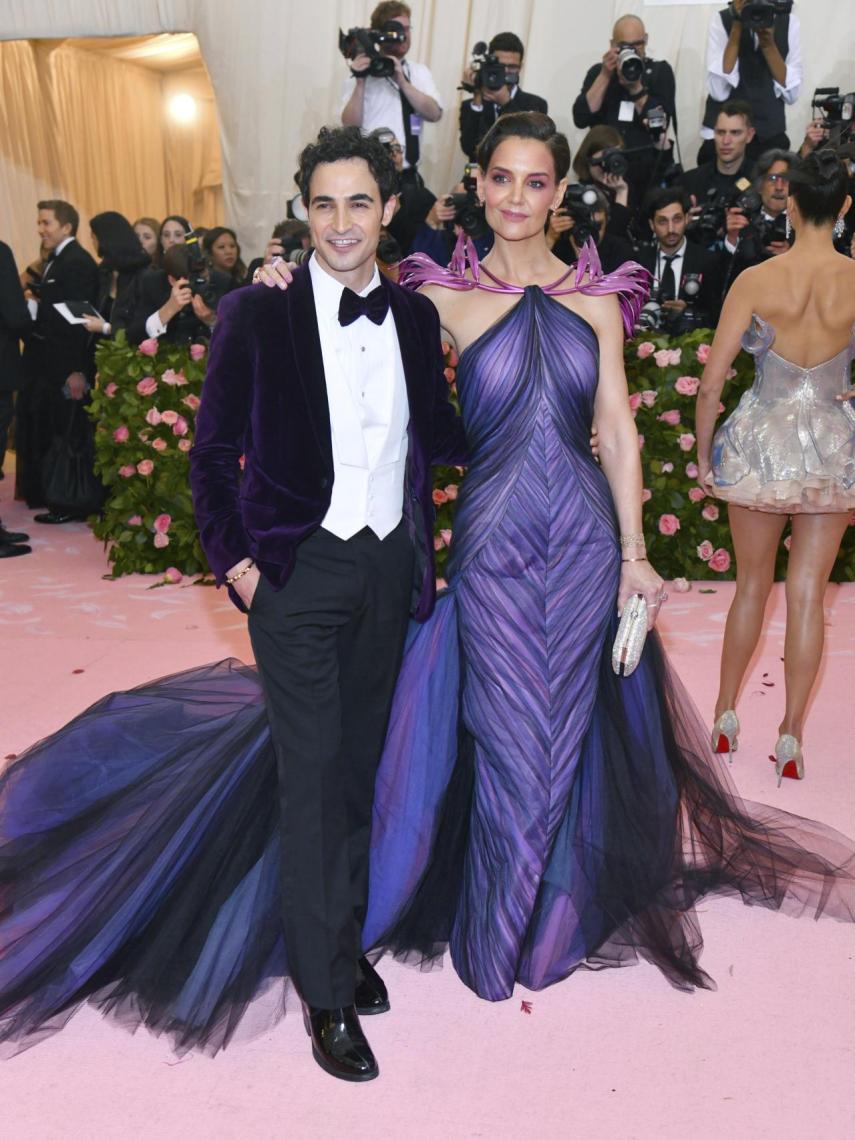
(612, 15), (646, 47)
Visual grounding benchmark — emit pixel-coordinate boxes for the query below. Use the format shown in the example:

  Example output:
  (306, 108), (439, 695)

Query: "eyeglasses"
(764, 173), (789, 184)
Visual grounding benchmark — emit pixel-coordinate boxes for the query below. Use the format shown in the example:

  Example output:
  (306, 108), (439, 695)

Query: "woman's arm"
(590, 294), (665, 624)
(695, 270), (755, 482)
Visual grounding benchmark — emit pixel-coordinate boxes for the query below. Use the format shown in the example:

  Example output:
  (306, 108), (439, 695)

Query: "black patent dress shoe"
(0, 526), (30, 544)
(302, 1004), (379, 1082)
(0, 543), (31, 557)
(355, 955), (390, 1015)
(33, 511), (76, 524)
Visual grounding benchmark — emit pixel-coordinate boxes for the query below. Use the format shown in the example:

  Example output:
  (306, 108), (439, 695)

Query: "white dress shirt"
(28, 236), (76, 319)
(340, 60), (443, 169)
(702, 13), (802, 139)
(309, 253), (409, 540)
(654, 239), (688, 294)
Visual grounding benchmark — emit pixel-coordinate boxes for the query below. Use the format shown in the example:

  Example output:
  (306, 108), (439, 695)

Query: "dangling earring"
(785, 214), (792, 241)
(834, 215), (846, 239)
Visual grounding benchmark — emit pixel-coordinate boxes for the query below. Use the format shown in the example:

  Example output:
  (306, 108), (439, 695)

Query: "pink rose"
(675, 375), (700, 396)
(189, 344), (206, 361)
(688, 487), (705, 502)
(696, 343), (712, 364)
(439, 528), (453, 547)
(182, 393), (201, 411)
(136, 376), (158, 396)
(709, 547), (731, 573)
(161, 369), (188, 387)
(112, 425), (129, 443)
(137, 459), (154, 476)
(432, 489), (448, 506)
(160, 408), (179, 425)
(641, 488), (652, 503)
(654, 347), (682, 369)
(658, 409), (681, 426)
(138, 429), (150, 441)
(726, 367), (737, 380)
(145, 407), (162, 426)
(685, 462), (699, 478)
(672, 577), (691, 593)
(697, 540), (714, 562)
(153, 513), (171, 534)
(178, 438), (192, 452)
(718, 402), (726, 414)
(658, 514), (680, 536)
(436, 577), (448, 591)
(637, 434), (645, 449)
(678, 432), (696, 452)
(661, 462), (674, 473)
(151, 437), (168, 451)
(153, 532), (170, 549)
(104, 382), (118, 398)
(128, 515), (143, 526)
(433, 535), (443, 551)
(636, 341), (656, 359)
(164, 566), (183, 583)
(702, 504), (720, 522)
(447, 349), (459, 367)
(628, 392), (642, 412)
(118, 464), (136, 478)
(173, 416), (189, 437)
(783, 535), (792, 551)
(139, 338), (159, 357)
(443, 367), (456, 383)
(640, 389), (657, 407)
(444, 484), (458, 500)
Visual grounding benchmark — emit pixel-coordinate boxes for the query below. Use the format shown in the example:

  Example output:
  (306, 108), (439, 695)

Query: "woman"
(1, 116), (854, 1056)
(696, 150), (855, 783)
(154, 214), (191, 267)
(204, 226), (247, 286)
(572, 124), (633, 237)
(133, 216), (161, 263)
(81, 211), (150, 338)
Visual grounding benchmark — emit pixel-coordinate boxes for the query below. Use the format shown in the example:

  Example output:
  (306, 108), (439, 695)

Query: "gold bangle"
(621, 556), (648, 563)
(225, 560), (255, 585)
(620, 533), (645, 548)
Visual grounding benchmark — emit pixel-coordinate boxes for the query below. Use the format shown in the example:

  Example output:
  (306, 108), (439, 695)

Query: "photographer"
(700, 0), (801, 164)
(679, 102), (756, 246)
(723, 149), (795, 286)
(127, 237), (232, 346)
(572, 15), (676, 153)
(458, 33), (548, 161)
(548, 185), (634, 273)
(245, 220), (312, 283)
(573, 126), (635, 237)
(636, 188), (724, 331)
(340, 2), (442, 186)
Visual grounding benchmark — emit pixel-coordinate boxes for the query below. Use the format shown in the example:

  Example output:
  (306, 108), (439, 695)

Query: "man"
(679, 102), (756, 246)
(340, 2), (442, 186)
(0, 238), (33, 557)
(572, 14), (676, 152)
(547, 187), (635, 274)
(700, 0), (801, 163)
(458, 32), (548, 161)
(16, 200), (98, 521)
(636, 188), (724, 330)
(190, 126), (465, 1083)
(723, 149), (795, 288)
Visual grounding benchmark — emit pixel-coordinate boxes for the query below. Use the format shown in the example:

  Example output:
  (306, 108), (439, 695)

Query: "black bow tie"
(338, 284), (389, 327)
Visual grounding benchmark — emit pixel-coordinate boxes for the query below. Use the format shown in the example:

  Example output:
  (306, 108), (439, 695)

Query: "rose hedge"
(89, 330), (855, 583)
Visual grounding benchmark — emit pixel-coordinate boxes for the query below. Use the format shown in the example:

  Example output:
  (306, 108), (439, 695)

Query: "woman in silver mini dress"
(696, 150), (855, 785)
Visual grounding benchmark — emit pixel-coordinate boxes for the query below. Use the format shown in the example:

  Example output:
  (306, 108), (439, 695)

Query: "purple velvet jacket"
(189, 264), (467, 617)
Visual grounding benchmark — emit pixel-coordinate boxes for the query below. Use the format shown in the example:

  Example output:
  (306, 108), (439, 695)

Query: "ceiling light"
(169, 93), (197, 123)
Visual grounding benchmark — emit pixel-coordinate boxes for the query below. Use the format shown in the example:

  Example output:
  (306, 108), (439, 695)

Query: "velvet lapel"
(386, 277), (429, 429)
(287, 265), (333, 469)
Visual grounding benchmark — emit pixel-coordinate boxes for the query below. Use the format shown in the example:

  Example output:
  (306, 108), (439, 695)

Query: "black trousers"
(14, 376), (65, 508)
(248, 522), (414, 1008)
(0, 390), (14, 471)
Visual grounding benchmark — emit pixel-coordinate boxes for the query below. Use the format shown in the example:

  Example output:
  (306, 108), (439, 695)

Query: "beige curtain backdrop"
(1, 1), (852, 263)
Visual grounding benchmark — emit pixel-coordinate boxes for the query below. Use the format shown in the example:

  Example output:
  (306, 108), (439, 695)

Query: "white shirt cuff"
(27, 298), (38, 320)
(145, 311), (168, 339)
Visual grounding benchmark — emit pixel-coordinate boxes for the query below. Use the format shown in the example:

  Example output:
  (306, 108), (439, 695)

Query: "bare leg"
(715, 505), (787, 720)
(780, 512), (851, 740)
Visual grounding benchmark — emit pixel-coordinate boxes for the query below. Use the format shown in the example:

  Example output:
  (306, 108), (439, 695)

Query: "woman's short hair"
(476, 111), (571, 182)
(788, 150), (850, 226)
(573, 126), (623, 181)
(295, 125), (398, 207)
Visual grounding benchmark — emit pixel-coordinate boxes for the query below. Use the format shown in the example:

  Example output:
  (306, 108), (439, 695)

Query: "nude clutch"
(612, 594), (648, 677)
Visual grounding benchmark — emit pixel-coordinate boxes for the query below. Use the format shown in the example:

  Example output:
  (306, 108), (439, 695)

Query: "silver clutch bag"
(612, 593), (648, 677)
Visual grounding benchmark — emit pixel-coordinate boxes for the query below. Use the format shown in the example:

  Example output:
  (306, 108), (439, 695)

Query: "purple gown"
(2, 242), (855, 1055)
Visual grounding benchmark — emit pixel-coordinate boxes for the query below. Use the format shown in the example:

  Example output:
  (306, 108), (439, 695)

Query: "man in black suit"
(678, 102), (755, 249)
(0, 239), (33, 556)
(16, 200), (98, 520)
(459, 33), (548, 161)
(190, 127), (466, 1083)
(637, 188), (725, 331)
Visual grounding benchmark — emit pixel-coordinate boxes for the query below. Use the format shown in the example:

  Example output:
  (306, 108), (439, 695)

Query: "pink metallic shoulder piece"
(398, 232), (479, 293)
(556, 239), (651, 338)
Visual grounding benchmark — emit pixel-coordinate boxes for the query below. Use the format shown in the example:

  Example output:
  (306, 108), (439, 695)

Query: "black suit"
(459, 88), (548, 160)
(553, 231), (635, 275)
(0, 241), (32, 469)
(637, 241), (724, 329)
(191, 266), (466, 1008)
(126, 266), (232, 345)
(16, 239), (98, 508)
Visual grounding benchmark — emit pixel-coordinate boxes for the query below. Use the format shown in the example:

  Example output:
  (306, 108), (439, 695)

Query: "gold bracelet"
(225, 560), (255, 585)
(619, 533), (645, 548)
(621, 556), (648, 563)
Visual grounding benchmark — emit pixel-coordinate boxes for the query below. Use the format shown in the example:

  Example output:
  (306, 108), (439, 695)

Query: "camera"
(183, 230), (219, 309)
(688, 182), (753, 246)
(812, 87), (855, 126)
(589, 147), (629, 179)
(339, 20), (407, 79)
(444, 164), (489, 240)
(617, 46), (645, 84)
(637, 274), (707, 334)
(561, 184), (603, 246)
(460, 41), (520, 93)
(732, 1), (793, 31)
(644, 102), (668, 142)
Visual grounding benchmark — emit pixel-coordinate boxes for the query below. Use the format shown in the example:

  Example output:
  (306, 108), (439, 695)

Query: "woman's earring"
(834, 215), (846, 239)
(785, 214), (792, 241)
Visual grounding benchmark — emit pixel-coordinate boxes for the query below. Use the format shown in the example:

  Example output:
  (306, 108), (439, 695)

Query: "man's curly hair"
(295, 126), (398, 207)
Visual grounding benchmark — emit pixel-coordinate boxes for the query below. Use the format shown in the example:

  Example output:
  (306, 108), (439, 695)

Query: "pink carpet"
(1, 472), (853, 1140)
